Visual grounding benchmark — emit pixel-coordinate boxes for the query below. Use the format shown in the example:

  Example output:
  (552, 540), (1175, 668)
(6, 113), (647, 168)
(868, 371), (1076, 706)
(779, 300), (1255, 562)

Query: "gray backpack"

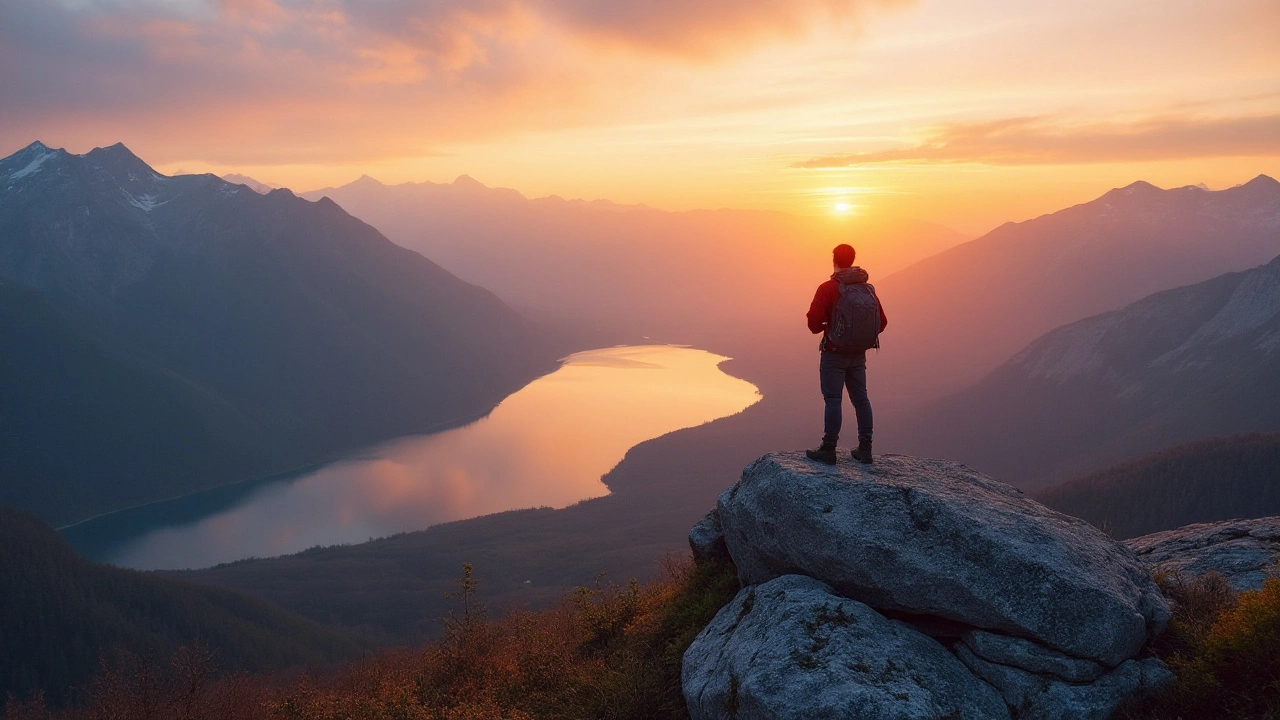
(827, 282), (881, 352)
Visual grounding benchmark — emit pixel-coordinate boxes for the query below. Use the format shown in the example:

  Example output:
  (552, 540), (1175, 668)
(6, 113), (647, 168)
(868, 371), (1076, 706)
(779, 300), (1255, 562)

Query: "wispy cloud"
(793, 114), (1280, 168)
(0, 0), (893, 165)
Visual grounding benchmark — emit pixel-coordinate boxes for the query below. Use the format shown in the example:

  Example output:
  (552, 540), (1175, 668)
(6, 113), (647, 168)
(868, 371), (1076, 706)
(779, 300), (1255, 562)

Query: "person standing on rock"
(805, 243), (887, 465)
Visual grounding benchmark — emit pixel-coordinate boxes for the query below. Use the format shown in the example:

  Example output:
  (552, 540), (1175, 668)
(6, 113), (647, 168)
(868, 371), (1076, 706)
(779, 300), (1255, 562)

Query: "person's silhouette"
(804, 244), (887, 465)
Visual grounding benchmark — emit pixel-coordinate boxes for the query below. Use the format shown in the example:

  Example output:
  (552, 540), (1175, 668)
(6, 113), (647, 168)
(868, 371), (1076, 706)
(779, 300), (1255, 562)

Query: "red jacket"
(807, 274), (888, 351)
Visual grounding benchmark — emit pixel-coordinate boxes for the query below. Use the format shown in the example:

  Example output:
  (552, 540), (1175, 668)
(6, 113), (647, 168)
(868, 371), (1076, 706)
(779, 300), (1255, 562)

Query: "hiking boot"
(851, 440), (873, 464)
(805, 443), (838, 465)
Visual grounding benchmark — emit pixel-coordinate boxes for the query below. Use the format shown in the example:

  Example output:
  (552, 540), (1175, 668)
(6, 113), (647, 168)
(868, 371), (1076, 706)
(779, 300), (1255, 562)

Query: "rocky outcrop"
(683, 575), (1011, 720)
(1124, 516), (1280, 591)
(683, 452), (1175, 720)
(688, 509), (729, 564)
(717, 453), (1168, 665)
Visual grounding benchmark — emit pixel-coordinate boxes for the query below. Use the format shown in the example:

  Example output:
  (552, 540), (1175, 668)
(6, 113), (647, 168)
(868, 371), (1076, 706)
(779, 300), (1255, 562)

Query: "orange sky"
(2, 0), (1277, 235)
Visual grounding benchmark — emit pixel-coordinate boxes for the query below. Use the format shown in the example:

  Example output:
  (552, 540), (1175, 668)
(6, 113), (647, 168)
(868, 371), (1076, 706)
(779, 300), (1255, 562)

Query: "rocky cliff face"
(683, 452), (1178, 720)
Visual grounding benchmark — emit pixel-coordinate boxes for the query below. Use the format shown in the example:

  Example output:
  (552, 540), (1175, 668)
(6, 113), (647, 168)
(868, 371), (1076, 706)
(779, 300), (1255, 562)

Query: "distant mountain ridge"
(875, 175), (1280, 408)
(1036, 433), (1280, 540)
(905, 251), (1280, 487)
(301, 174), (967, 349)
(0, 141), (563, 526)
(221, 173), (274, 193)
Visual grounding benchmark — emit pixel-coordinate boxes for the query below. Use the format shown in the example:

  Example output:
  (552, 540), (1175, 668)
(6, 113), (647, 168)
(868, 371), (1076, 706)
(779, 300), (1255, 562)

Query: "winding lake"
(62, 346), (760, 570)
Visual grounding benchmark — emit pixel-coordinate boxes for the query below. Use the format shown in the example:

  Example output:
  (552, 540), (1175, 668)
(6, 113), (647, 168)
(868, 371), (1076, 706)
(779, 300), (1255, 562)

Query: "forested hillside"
(1036, 433), (1280, 539)
(0, 507), (367, 709)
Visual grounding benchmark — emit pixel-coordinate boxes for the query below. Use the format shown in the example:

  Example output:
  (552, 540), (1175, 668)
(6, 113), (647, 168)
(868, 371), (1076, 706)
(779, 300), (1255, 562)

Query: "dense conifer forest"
(1037, 433), (1280, 539)
(0, 507), (367, 709)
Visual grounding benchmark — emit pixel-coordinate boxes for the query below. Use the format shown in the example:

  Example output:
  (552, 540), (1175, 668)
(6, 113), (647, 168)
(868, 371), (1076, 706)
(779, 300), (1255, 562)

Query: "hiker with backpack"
(805, 243), (887, 465)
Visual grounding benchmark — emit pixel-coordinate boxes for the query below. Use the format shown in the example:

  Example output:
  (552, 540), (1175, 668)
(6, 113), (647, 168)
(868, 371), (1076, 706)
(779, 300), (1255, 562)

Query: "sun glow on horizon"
(8, 0), (1276, 234)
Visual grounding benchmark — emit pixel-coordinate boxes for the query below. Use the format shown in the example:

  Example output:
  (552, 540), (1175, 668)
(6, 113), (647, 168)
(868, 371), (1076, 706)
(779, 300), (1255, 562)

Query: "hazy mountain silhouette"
(301, 175), (966, 349)
(1035, 433), (1280, 540)
(0, 505), (365, 708)
(221, 173), (274, 194)
(876, 176), (1280, 408)
(905, 252), (1280, 488)
(0, 142), (562, 526)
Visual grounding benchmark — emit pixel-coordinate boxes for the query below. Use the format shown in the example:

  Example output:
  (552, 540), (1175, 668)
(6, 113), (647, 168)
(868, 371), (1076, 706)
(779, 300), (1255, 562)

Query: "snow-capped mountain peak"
(2, 141), (67, 183)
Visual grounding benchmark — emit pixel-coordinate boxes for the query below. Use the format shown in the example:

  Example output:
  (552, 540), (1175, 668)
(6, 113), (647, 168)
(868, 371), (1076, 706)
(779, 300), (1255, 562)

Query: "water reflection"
(68, 346), (760, 570)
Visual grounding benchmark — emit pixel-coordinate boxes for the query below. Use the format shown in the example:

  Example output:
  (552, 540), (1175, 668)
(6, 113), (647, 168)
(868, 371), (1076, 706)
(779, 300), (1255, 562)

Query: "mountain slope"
(1035, 433), (1280, 540)
(875, 176), (1280, 407)
(222, 173), (274, 193)
(905, 253), (1280, 487)
(0, 506), (366, 708)
(0, 142), (563, 525)
(301, 175), (966, 347)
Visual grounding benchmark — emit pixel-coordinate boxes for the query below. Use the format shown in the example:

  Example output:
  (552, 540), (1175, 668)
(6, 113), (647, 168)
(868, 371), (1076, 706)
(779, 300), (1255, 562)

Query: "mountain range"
(299, 175), (967, 349)
(0, 142), (564, 526)
(875, 176), (1280, 407)
(6, 140), (1280, 706)
(168, 174), (1280, 639)
(905, 251), (1280, 487)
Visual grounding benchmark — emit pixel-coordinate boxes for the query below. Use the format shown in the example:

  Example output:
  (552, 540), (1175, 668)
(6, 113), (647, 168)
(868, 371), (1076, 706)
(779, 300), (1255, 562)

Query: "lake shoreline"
(65, 346), (760, 571)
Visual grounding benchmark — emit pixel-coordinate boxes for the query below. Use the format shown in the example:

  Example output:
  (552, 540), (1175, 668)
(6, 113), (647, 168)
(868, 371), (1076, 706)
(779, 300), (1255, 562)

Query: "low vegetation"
(1119, 570), (1280, 720)
(5, 555), (740, 720)
(10, 542), (1278, 720)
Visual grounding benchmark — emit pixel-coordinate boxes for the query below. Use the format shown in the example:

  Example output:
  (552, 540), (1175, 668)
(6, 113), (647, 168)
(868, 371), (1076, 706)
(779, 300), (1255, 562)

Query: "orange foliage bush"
(1120, 570), (1280, 720)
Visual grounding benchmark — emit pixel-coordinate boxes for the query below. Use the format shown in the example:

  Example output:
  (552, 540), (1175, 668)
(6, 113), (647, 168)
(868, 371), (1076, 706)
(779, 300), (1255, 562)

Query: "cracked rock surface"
(683, 575), (1011, 720)
(716, 452), (1169, 665)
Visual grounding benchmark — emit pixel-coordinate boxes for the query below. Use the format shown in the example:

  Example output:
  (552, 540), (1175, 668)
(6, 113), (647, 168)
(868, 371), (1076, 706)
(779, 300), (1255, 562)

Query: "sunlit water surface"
(62, 346), (760, 570)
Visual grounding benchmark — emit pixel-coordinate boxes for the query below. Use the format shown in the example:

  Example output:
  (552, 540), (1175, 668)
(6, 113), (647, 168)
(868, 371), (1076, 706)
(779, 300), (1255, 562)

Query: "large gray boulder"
(682, 574), (1011, 720)
(717, 453), (1169, 665)
(1125, 516), (1280, 591)
(956, 645), (1174, 720)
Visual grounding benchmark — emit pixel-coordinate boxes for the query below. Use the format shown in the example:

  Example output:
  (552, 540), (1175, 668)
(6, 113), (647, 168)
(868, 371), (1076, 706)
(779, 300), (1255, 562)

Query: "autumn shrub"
(1120, 570), (1280, 720)
(1149, 570), (1239, 654)
(13, 555), (740, 720)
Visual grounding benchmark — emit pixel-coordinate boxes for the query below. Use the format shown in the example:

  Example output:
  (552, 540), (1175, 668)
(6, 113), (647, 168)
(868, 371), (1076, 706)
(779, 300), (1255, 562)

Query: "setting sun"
(834, 202), (854, 214)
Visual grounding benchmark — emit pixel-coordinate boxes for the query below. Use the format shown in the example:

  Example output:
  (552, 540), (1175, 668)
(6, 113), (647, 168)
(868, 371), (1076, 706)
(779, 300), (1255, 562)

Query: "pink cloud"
(793, 114), (1280, 168)
(1, 0), (889, 164)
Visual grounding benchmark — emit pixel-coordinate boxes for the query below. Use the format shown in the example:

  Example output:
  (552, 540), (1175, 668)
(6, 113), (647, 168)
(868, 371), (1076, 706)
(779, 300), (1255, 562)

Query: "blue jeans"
(820, 350), (872, 446)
